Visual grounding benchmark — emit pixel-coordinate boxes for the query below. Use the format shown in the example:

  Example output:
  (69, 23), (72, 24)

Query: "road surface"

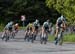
(0, 30), (75, 54)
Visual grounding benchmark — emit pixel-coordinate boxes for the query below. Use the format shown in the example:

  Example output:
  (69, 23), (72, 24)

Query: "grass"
(0, 24), (4, 32)
(64, 34), (75, 42)
(19, 26), (26, 30)
(48, 34), (75, 42)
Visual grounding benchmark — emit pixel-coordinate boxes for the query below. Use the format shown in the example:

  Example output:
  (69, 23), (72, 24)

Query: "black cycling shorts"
(44, 26), (49, 32)
(35, 26), (38, 30)
(44, 26), (49, 30)
(9, 27), (12, 32)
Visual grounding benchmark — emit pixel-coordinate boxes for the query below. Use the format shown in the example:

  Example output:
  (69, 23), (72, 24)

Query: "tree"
(45, 0), (75, 25)
(0, 0), (59, 25)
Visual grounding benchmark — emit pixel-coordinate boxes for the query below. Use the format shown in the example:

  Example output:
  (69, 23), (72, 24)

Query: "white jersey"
(5, 21), (13, 29)
(56, 16), (66, 27)
(43, 22), (49, 27)
(33, 21), (40, 27)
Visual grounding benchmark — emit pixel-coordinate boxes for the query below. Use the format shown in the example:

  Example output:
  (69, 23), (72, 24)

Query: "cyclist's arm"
(56, 21), (59, 28)
(26, 24), (29, 30)
(63, 21), (67, 29)
(56, 18), (60, 28)
(43, 23), (45, 27)
(55, 20), (59, 37)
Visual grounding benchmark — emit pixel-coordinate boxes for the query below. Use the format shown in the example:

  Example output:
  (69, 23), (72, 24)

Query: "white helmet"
(60, 15), (65, 20)
(15, 23), (18, 26)
(35, 19), (39, 23)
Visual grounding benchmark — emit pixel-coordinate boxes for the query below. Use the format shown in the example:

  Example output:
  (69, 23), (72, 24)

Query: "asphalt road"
(0, 30), (75, 54)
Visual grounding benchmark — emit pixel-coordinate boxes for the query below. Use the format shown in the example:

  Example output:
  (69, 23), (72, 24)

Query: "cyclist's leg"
(2, 31), (6, 40)
(40, 27), (44, 44)
(27, 30), (30, 42)
(33, 31), (36, 40)
(55, 33), (61, 45)
(5, 30), (10, 42)
(34, 30), (37, 40)
(55, 28), (63, 45)
(11, 31), (15, 39)
(43, 29), (48, 44)
(30, 29), (34, 42)
(12, 27), (17, 38)
(2, 28), (8, 40)
(59, 29), (64, 45)
(40, 37), (43, 44)
(54, 28), (60, 45)
(41, 36), (44, 44)
(31, 32), (34, 43)
(44, 33), (47, 44)
(30, 31), (32, 42)
(8, 26), (13, 39)
(24, 31), (27, 41)
(55, 27), (59, 40)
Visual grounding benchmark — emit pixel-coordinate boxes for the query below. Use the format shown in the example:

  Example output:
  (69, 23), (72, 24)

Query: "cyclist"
(25, 23), (34, 42)
(33, 19), (40, 40)
(2, 21), (14, 40)
(14, 23), (19, 33)
(40, 26), (48, 44)
(40, 19), (51, 44)
(55, 15), (67, 45)
(5, 21), (14, 31)
(10, 23), (19, 38)
(33, 19), (40, 32)
(43, 19), (50, 33)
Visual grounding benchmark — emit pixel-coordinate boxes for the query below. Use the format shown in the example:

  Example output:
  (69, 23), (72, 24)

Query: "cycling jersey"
(5, 21), (13, 30)
(27, 23), (33, 28)
(33, 20), (40, 30)
(14, 23), (19, 30)
(56, 16), (66, 28)
(33, 22), (40, 27)
(26, 23), (33, 31)
(43, 22), (49, 29)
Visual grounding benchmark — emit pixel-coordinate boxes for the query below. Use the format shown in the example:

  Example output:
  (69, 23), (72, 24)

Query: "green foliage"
(48, 34), (75, 42)
(2, 0), (75, 25)
(46, 0), (75, 25)
(0, 24), (4, 32)
(19, 26), (26, 30)
(0, 0), (59, 25)
(64, 34), (75, 42)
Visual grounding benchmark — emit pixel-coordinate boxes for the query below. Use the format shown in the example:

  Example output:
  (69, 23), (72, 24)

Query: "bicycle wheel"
(44, 37), (47, 44)
(54, 33), (61, 45)
(40, 37), (43, 44)
(59, 31), (63, 45)
(5, 36), (9, 42)
(5, 33), (9, 42)
(11, 32), (15, 39)
(3, 30), (9, 42)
